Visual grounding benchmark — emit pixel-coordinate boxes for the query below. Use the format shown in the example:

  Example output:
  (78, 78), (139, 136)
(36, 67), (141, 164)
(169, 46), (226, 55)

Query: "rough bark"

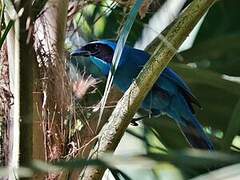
(0, 44), (11, 167)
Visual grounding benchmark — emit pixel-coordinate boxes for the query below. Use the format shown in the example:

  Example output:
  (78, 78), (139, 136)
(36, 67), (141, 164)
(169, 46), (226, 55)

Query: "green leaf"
(222, 99), (240, 151)
(191, 163), (240, 180)
(0, 20), (14, 48)
(98, 0), (144, 128)
(180, 0), (240, 76)
(101, 1), (165, 45)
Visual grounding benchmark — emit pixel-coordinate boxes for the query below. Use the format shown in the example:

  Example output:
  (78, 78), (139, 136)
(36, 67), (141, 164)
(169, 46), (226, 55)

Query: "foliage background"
(0, 0), (240, 179)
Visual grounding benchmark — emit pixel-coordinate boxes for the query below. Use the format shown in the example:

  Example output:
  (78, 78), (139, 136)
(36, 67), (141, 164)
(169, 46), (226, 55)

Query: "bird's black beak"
(71, 48), (90, 57)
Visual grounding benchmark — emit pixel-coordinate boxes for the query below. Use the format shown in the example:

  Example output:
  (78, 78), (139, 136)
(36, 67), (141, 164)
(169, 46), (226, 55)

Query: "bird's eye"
(94, 44), (99, 49)
(88, 44), (100, 56)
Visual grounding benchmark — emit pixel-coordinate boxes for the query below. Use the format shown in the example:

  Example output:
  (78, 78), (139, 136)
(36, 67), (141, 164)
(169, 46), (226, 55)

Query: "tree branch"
(81, 0), (216, 179)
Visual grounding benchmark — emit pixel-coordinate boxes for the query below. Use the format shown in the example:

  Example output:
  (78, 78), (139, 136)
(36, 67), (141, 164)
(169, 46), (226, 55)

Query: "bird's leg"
(131, 109), (156, 126)
(131, 115), (149, 126)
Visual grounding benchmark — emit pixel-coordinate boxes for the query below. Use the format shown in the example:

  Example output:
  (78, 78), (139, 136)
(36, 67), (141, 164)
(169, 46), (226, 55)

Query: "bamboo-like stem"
(81, 0), (216, 179)
(4, 0), (19, 178)
(4, 0), (35, 179)
(18, 0), (35, 169)
(5, 13), (19, 179)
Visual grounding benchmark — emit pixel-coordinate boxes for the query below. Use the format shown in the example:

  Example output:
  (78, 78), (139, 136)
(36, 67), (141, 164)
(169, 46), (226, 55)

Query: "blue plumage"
(71, 40), (213, 150)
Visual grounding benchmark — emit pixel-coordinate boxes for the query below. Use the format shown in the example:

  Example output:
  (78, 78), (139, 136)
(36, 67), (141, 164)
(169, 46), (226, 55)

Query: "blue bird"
(71, 40), (213, 150)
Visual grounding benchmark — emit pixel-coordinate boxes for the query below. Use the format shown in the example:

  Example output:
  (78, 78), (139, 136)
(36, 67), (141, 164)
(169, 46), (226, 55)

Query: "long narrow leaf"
(97, 0), (144, 129)
(222, 99), (240, 150)
(191, 163), (240, 180)
(0, 20), (14, 48)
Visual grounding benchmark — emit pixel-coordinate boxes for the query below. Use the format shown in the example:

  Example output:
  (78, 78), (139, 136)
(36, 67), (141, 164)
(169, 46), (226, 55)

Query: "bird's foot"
(130, 115), (149, 126)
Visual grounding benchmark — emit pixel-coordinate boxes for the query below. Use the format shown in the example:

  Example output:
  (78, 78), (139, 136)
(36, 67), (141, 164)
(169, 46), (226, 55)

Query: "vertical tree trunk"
(0, 43), (11, 167)
(5, 3), (20, 179)
(5, 0), (43, 179)
(17, 0), (34, 168)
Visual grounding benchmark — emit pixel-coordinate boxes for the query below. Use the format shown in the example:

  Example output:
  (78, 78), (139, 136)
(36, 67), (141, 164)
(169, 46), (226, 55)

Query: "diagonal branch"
(81, 0), (217, 179)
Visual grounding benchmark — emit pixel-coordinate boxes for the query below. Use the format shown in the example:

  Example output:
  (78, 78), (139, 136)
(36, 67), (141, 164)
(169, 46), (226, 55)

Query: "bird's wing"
(160, 68), (201, 111)
(127, 48), (201, 111)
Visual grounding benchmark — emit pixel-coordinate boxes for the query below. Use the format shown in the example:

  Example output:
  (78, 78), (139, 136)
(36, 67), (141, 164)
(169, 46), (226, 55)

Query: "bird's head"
(71, 40), (127, 75)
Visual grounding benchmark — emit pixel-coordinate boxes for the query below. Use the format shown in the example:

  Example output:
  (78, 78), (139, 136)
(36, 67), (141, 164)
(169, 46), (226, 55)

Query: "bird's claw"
(130, 120), (139, 126)
(130, 115), (149, 126)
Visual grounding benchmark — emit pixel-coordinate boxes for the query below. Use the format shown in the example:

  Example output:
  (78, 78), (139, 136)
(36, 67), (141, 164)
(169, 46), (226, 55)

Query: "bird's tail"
(178, 115), (214, 150)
